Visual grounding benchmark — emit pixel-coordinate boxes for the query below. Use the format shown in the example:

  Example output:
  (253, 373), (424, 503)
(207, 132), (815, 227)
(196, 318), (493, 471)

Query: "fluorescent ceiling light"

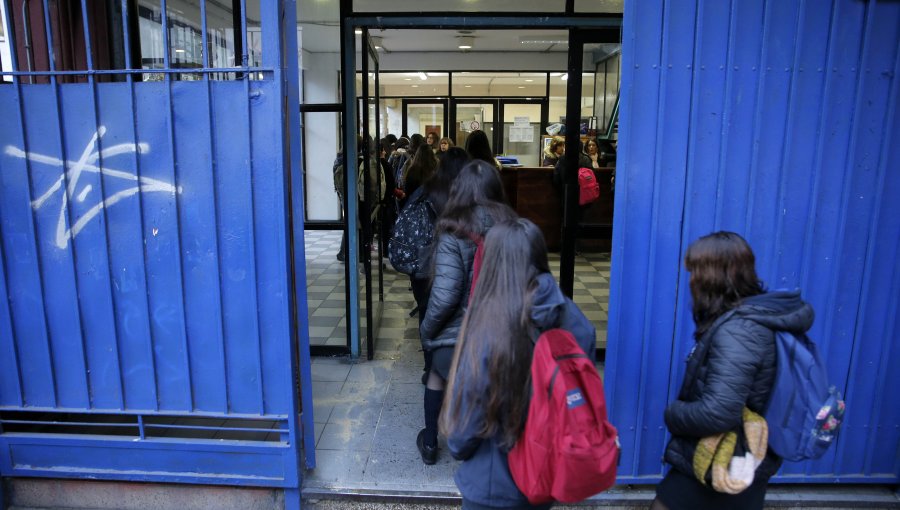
(404, 78), (412, 81)
(174, 49), (185, 53)
(354, 29), (362, 35)
(411, 85), (419, 88)
(561, 73), (569, 81)
(457, 36), (474, 50)
(519, 35), (568, 45)
(525, 79), (534, 82)
(417, 72), (428, 80)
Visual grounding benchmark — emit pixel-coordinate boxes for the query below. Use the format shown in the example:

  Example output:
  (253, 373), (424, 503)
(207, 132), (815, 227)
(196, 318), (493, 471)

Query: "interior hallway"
(302, 230), (609, 493)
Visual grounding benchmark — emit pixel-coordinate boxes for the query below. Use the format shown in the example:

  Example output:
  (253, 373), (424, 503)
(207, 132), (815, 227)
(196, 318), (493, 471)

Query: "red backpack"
(508, 329), (619, 504)
(578, 167), (601, 206)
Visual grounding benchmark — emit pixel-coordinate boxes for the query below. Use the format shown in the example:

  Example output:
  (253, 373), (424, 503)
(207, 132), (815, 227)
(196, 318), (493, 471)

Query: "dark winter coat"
(664, 290), (814, 481)
(418, 209), (492, 351)
(447, 273), (596, 508)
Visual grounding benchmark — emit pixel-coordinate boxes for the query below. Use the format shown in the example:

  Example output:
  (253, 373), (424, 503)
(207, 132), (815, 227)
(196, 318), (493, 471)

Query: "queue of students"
(380, 130), (815, 510)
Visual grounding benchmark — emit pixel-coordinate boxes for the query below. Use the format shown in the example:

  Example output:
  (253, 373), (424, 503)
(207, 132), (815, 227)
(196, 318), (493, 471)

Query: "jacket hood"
(530, 273), (565, 330)
(737, 289), (814, 335)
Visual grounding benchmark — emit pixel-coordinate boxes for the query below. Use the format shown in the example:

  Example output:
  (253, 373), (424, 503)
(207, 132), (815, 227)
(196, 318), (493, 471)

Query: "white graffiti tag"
(5, 126), (177, 249)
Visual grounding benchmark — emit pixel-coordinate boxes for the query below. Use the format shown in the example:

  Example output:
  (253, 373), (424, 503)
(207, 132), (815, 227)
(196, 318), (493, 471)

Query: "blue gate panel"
(247, 80), (292, 416)
(22, 84), (91, 410)
(0, 86), (56, 409)
(133, 82), (192, 412)
(59, 84), (124, 410)
(210, 80), (265, 416)
(172, 82), (229, 415)
(4, 437), (289, 485)
(95, 82), (159, 411)
(611, 0), (900, 483)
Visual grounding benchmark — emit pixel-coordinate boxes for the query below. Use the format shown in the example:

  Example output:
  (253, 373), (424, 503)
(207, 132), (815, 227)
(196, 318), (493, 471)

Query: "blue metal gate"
(0, 0), (305, 493)
(607, 0), (900, 483)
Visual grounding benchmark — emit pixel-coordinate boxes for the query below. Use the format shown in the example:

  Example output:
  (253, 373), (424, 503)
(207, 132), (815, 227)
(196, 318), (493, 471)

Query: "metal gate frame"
(0, 0), (306, 502)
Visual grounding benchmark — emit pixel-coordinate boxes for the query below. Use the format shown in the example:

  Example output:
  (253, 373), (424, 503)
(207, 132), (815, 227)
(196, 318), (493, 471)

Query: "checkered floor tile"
(303, 230), (610, 350)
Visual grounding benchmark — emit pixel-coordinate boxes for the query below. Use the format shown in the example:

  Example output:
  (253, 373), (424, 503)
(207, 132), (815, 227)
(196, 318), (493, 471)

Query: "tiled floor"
(304, 230), (611, 349)
(302, 230), (612, 493)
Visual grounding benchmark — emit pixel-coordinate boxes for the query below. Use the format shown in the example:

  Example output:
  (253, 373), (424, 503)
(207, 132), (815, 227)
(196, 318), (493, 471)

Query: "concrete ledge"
(5, 478), (283, 510)
(302, 483), (900, 509)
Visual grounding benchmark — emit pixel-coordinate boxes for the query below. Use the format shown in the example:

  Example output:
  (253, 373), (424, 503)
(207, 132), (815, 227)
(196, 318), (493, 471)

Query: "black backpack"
(388, 187), (435, 276)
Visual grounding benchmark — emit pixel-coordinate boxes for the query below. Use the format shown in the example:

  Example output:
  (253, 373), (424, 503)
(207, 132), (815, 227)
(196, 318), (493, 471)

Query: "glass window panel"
(303, 111), (342, 221)
(406, 103), (446, 139)
(300, 0), (340, 100)
(502, 103), (541, 166)
(452, 72), (547, 97)
(353, 0), (565, 13)
(455, 102), (495, 153)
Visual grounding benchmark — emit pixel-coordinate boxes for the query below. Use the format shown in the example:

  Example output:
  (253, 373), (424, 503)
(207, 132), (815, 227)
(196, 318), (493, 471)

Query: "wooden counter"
(500, 166), (615, 252)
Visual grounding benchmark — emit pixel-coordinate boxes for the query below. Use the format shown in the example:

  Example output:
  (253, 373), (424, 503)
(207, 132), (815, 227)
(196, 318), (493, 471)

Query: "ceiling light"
(354, 29), (362, 35)
(464, 85), (472, 88)
(519, 35), (568, 45)
(174, 49), (185, 53)
(561, 73), (569, 81)
(518, 86), (525, 89)
(371, 36), (383, 49)
(525, 79), (534, 82)
(411, 85), (419, 88)
(457, 36), (474, 50)
(417, 72), (428, 80)
(404, 78), (412, 81)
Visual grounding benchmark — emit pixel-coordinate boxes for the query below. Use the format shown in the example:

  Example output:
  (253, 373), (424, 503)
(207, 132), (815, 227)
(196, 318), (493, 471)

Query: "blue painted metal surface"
(608, 0), (900, 483)
(0, 0), (303, 489)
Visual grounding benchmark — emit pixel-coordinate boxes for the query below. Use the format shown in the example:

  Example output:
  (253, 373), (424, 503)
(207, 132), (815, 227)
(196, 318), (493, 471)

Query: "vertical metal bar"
(160, 0), (195, 408)
(559, 29), (583, 297)
(120, 0), (133, 82)
(342, 17), (360, 359)
(199, 0), (210, 71)
(120, 0), (159, 411)
(159, 0), (172, 71)
(138, 414), (146, 439)
(39, 0), (56, 83)
(361, 31), (374, 361)
(238, 0), (248, 67)
(240, 2), (266, 413)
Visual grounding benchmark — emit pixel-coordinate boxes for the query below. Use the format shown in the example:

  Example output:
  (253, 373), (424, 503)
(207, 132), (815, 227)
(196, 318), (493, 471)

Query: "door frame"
(401, 98), (450, 139)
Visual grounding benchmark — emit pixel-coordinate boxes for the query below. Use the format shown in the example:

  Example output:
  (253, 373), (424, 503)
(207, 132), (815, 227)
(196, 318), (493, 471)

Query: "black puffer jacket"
(664, 290), (814, 481)
(419, 208), (494, 351)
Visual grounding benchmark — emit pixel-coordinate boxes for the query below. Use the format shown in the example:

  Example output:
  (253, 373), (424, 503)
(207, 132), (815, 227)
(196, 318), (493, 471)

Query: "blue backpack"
(764, 331), (845, 461)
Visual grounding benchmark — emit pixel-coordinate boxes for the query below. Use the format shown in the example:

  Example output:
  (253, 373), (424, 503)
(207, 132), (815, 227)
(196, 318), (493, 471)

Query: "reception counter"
(499, 166), (615, 252)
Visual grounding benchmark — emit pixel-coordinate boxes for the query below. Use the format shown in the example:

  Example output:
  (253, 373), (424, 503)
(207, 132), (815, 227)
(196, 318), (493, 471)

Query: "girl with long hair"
(464, 130), (500, 169)
(439, 136), (455, 153)
(410, 147), (471, 379)
(653, 232), (814, 510)
(417, 160), (517, 466)
(401, 143), (438, 202)
(440, 219), (595, 510)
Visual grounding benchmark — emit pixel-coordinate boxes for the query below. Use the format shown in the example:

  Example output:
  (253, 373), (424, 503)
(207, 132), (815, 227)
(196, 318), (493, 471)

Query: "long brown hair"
(434, 159), (514, 240)
(440, 219), (550, 449)
(685, 231), (765, 338)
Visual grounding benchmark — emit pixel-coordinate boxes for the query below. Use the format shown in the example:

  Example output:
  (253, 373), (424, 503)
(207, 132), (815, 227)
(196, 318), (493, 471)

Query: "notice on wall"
(514, 116), (530, 127)
(509, 125), (534, 143)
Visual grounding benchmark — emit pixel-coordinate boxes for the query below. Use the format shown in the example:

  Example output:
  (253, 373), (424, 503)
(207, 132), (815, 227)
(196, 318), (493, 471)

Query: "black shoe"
(416, 429), (438, 465)
(336, 251), (345, 263)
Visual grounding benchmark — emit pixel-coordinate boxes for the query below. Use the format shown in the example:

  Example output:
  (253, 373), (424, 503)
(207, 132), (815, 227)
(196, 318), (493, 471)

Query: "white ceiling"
(296, 0), (623, 53)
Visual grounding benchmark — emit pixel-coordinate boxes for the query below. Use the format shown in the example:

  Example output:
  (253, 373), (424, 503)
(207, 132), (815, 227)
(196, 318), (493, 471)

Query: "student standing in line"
(652, 231), (814, 510)
(409, 147), (470, 380)
(417, 160), (517, 466)
(440, 218), (595, 510)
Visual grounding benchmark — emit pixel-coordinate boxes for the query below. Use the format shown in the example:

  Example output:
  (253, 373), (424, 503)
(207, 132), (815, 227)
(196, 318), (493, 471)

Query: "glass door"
(402, 99), (448, 141)
(451, 99), (498, 155)
(359, 31), (383, 360)
(498, 100), (545, 167)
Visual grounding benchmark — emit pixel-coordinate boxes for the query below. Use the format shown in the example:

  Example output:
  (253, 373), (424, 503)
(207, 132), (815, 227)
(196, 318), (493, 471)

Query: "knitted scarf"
(692, 407), (768, 494)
